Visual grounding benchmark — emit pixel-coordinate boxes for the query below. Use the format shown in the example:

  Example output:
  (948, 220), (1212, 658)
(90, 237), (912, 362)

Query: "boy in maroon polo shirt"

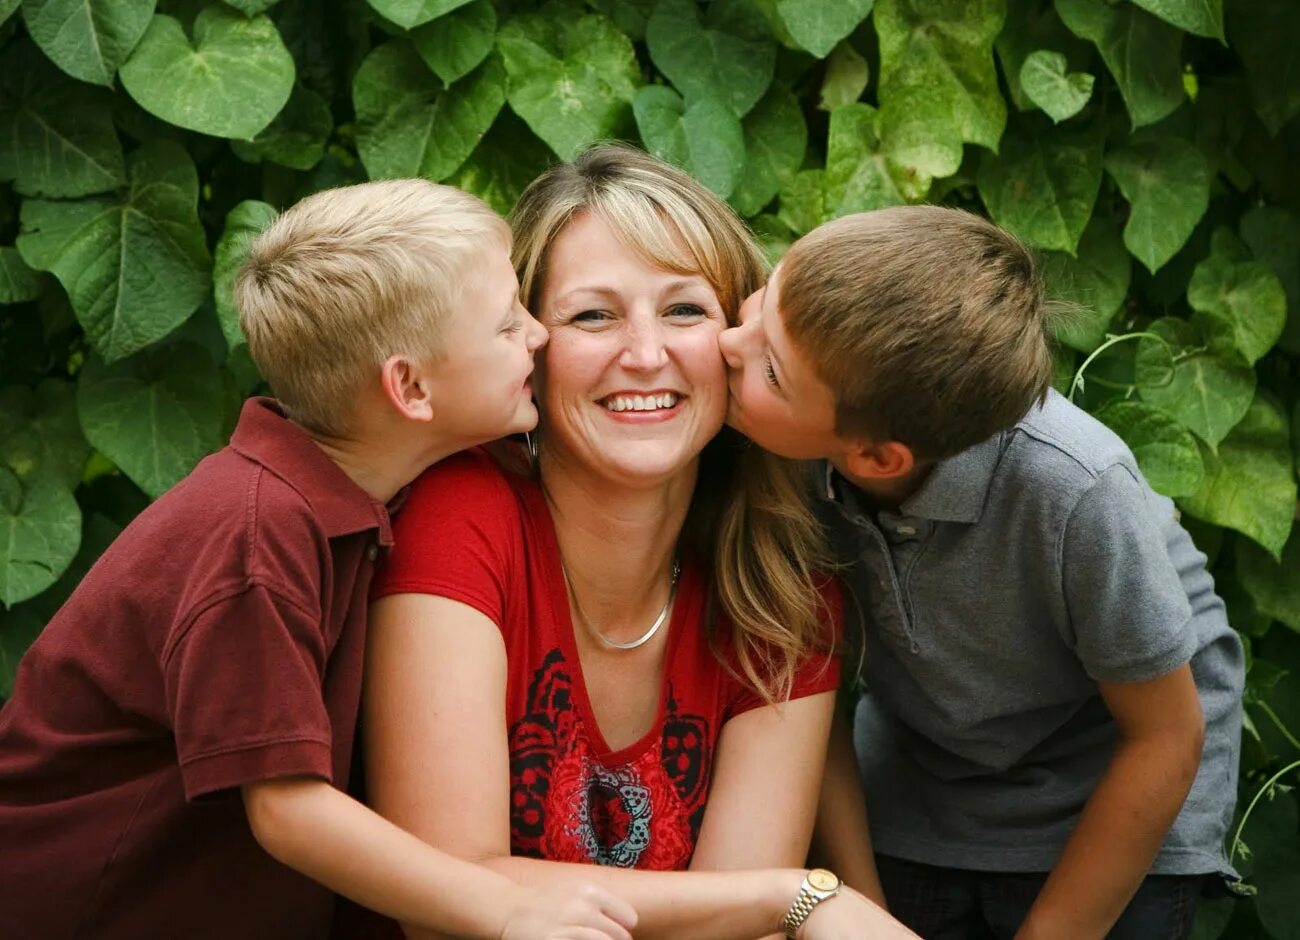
(0, 180), (637, 940)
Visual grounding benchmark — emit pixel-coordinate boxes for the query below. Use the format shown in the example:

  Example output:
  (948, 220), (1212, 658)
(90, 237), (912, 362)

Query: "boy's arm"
(242, 776), (636, 940)
(1014, 664), (1204, 940)
(810, 707), (886, 907)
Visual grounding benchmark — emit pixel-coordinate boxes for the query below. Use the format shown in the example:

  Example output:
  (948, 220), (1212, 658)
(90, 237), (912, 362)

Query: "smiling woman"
(354, 144), (918, 940)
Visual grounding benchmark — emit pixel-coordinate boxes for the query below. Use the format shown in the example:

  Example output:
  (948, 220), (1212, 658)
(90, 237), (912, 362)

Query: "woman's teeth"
(602, 392), (679, 412)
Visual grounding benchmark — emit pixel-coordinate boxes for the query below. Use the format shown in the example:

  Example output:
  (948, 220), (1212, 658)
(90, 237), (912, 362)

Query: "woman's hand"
(500, 882), (638, 940)
(797, 886), (920, 940)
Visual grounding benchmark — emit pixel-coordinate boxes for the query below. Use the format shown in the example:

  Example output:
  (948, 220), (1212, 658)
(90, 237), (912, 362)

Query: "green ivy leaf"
(355, 44), (505, 182)
(633, 86), (745, 200)
(0, 468), (81, 607)
(1188, 254), (1287, 366)
(413, 0), (495, 86)
(498, 8), (638, 161)
(1130, 0), (1223, 40)
(1019, 50), (1093, 123)
(1055, 0), (1184, 129)
(222, 0), (281, 13)
(0, 247), (41, 305)
(1104, 135), (1210, 274)
(1181, 394), (1296, 559)
(1136, 317), (1255, 449)
(21, 0), (154, 87)
(824, 103), (910, 217)
(446, 110), (555, 217)
(1041, 215), (1131, 352)
(0, 40), (126, 198)
(230, 83), (332, 171)
(875, 0), (1006, 181)
(1094, 400), (1204, 498)
(1238, 531), (1300, 634)
(977, 116), (1102, 254)
(997, 0), (1084, 113)
(585, 0), (656, 41)
(77, 344), (228, 499)
(777, 168), (827, 236)
(120, 8), (295, 140)
(1240, 206), (1300, 354)
(0, 380), (91, 490)
(17, 140), (212, 364)
(0, 604), (44, 699)
(367, 0), (472, 29)
(731, 82), (807, 217)
(775, 0), (874, 59)
(818, 40), (869, 112)
(647, 0), (775, 118)
(1229, 0), (1300, 137)
(213, 200), (277, 354)
(0, 0), (18, 25)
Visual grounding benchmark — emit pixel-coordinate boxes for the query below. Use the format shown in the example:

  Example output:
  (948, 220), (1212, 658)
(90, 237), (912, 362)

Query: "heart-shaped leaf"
(998, 0), (1088, 113)
(120, 8), (295, 140)
(1180, 393), (1296, 560)
(977, 115), (1102, 254)
(1188, 253), (1286, 366)
(818, 40), (870, 112)
(1041, 215), (1131, 352)
(647, 0), (776, 118)
(1019, 49), (1093, 123)
(634, 86), (746, 199)
(497, 7), (638, 160)
(230, 83), (332, 171)
(824, 103), (911, 216)
(0, 468), (81, 607)
(1131, 0), (1223, 40)
(731, 82), (807, 217)
(367, 0), (472, 30)
(413, 0), (496, 87)
(355, 43), (506, 181)
(0, 40), (125, 198)
(77, 344), (228, 499)
(213, 200), (278, 354)
(1093, 400), (1204, 498)
(0, 248), (42, 305)
(17, 140), (212, 364)
(775, 0), (874, 59)
(21, 0), (155, 87)
(1105, 135), (1210, 274)
(0, 379), (91, 490)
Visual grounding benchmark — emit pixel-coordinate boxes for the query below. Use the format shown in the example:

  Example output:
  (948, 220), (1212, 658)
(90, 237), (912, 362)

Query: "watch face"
(808, 869), (840, 892)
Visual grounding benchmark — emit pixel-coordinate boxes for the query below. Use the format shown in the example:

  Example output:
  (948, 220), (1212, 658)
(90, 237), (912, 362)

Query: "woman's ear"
(379, 354), (435, 422)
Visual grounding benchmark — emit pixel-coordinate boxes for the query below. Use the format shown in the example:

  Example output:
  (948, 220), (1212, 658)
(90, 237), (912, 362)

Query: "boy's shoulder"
(1000, 389), (1142, 496)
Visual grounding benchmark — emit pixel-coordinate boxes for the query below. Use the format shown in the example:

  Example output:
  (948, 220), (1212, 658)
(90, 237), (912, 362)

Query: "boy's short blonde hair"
(236, 178), (509, 436)
(780, 205), (1053, 460)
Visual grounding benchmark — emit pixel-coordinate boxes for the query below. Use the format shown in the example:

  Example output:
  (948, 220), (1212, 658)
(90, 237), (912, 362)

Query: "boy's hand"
(500, 882), (637, 940)
(797, 886), (920, 940)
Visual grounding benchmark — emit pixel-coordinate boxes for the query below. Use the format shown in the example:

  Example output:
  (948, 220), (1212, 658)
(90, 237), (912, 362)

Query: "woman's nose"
(619, 318), (669, 371)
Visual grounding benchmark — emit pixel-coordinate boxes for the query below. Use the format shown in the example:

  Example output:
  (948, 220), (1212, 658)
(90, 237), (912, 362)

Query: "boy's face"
(423, 242), (548, 443)
(718, 267), (842, 460)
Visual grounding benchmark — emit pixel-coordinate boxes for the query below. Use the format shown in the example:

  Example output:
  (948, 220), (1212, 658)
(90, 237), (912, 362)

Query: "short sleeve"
(163, 584), (333, 801)
(371, 449), (520, 627)
(726, 577), (844, 719)
(1061, 464), (1197, 683)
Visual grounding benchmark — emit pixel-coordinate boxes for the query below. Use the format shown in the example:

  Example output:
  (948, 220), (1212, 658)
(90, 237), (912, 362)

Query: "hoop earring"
(525, 430), (540, 463)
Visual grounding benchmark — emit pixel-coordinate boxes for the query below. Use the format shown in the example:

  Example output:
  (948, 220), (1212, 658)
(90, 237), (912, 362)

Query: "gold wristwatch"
(780, 868), (842, 938)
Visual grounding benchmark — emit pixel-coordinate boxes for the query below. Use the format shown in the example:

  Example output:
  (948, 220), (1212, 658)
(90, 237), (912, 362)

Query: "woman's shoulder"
(395, 444), (536, 538)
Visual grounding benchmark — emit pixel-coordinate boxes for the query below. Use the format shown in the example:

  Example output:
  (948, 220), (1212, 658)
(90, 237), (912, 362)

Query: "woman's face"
(534, 211), (728, 487)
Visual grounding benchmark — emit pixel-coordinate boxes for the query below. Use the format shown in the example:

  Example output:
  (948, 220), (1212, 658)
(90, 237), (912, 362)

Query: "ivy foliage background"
(0, 0), (1298, 932)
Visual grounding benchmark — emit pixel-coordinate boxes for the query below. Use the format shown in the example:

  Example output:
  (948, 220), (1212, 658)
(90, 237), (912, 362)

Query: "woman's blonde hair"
(511, 143), (833, 702)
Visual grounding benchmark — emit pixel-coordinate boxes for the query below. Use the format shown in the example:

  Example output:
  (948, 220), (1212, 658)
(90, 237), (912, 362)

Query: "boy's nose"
(718, 323), (744, 369)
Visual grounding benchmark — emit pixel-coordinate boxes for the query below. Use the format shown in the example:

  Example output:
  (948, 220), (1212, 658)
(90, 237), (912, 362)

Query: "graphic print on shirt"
(508, 648), (710, 869)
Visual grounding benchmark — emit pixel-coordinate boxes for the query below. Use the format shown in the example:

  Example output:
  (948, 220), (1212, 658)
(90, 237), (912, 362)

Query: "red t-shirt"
(372, 447), (840, 870)
(0, 398), (395, 940)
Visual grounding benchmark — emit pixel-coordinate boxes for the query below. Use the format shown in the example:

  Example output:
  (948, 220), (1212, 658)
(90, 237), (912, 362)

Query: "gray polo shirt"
(823, 390), (1244, 875)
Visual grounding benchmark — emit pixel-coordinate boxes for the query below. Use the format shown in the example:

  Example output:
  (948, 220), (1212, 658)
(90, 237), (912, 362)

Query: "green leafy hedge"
(1, 0), (1297, 932)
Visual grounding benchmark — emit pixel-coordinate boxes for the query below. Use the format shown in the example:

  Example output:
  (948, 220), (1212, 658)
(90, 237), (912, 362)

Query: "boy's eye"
(763, 352), (780, 388)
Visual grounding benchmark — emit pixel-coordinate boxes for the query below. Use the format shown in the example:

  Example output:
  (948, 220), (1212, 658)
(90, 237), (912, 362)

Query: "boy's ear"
(379, 354), (434, 422)
(839, 437), (916, 481)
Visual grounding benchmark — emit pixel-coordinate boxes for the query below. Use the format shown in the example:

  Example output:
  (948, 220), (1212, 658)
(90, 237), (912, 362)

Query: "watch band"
(780, 869), (841, 938)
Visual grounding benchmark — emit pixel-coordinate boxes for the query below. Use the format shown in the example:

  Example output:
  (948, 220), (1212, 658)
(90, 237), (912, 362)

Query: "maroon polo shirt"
(0, 398), (394, 940)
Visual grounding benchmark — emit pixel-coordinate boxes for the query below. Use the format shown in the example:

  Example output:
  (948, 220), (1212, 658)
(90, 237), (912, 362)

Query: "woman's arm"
(810, 708), (885, 906)
(364, 593), (915, 940)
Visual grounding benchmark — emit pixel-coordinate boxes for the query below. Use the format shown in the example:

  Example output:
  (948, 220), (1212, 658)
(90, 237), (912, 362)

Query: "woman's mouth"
(598, 392), (680, 413)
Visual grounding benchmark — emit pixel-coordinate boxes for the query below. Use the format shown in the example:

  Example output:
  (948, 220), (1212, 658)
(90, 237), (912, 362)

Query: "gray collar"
(822, 432), (1005, 524)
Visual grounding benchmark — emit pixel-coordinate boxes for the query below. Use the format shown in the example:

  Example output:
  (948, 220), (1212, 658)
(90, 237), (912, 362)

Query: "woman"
(363, 145), (914, 939)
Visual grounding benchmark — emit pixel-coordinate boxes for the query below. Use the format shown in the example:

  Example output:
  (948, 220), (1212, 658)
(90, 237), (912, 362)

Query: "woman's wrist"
(766, 868), (812, 937)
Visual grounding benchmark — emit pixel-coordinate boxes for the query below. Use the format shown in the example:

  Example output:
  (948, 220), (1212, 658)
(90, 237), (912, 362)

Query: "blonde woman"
(360, 146), (915, 940)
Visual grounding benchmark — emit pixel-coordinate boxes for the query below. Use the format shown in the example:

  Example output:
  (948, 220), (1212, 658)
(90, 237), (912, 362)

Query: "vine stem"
(1229, 759), (1300, 864)
(1257, 701), (1300, 754)
(1067, 331), (1167, 402)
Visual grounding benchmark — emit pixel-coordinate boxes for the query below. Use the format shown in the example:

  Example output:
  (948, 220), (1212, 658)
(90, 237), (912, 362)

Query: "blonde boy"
(720, 206), (1243, 940)
(0, 181), (634, 940)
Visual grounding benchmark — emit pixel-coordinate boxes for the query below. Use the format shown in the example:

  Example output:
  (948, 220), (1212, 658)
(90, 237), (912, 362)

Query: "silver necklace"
(562, 558), (681, 650)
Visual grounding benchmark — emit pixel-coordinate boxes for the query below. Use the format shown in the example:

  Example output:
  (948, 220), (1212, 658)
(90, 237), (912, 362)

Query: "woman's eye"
(763, 352), (780, 388)
(571, 309), (612, 325)
(667, 303), (706, 319)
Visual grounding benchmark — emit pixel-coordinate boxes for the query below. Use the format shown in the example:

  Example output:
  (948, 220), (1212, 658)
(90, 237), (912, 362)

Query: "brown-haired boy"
(0, 180), (635, 940)
(719, 205), (1244, 939)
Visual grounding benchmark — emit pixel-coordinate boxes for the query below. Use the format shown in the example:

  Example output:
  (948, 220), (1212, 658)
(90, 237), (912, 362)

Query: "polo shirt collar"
(229, 397), (396, 544)
(821, 431), (1005, 525)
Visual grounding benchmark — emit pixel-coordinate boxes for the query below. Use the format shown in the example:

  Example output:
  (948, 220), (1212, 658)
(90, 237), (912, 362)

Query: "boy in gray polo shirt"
(719, 205), (1244, 940)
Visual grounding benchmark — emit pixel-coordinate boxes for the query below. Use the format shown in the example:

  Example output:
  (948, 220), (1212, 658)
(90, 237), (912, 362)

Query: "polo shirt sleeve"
(163, 584), (333, 801)
(1060, 464), (1198, 683)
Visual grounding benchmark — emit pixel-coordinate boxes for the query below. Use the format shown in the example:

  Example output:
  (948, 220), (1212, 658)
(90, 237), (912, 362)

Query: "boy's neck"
(829, 456), (933, 513)
(306, 424), (467, 505)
